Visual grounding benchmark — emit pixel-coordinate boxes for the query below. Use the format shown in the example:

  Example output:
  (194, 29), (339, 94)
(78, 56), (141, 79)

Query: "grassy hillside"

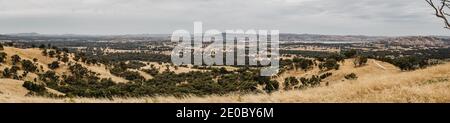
(1, 60), (448, 103)
(2, 47), (128, 82)
(275, 58), (400, 87)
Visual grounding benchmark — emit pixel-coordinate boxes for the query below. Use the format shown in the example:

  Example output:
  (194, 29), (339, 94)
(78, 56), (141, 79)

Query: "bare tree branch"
(426, 0), (450, 29)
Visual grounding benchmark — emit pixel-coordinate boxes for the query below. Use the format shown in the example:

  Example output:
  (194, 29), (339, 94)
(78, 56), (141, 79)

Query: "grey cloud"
(0, 0), (448, 36)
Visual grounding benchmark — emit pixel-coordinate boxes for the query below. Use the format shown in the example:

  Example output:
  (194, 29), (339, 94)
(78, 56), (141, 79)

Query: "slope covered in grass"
(0, 62), (448, 103)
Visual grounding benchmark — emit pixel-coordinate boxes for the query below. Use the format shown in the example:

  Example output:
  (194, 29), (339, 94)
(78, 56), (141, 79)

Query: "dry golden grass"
(322, 59), (400, 85)
(0, 79), (29, 96)
(2, 47), (238, 84)
(275, 58), (400, 87)
(129, 69), (154, 80)
(1, 46), (448, 103)
(140, 62), (205, 74)
(3, 47), (55, 72)
(4, 47), (56, 64)
(0, 62), (449, 103)
(2, 47), (129, 83)
(78, 63), (129, 83)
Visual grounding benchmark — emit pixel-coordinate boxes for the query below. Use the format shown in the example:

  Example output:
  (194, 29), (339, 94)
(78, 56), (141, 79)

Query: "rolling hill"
(377, 36), (448, 47)
(0, 46), (448, 102)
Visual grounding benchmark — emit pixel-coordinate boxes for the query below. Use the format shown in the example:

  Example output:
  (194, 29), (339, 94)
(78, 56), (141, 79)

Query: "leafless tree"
(426, 0), (450, 29)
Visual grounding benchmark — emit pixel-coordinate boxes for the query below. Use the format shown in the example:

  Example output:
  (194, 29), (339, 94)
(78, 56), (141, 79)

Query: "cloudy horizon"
(0, 0), (449, 36)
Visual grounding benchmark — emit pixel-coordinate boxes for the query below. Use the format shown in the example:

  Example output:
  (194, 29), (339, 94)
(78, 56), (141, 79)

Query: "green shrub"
(61, 55), (69, 63)
(39, 44), (46, 49)
(0, 52), (7, 63)
(284, 77), (299, 90)
(22, 81), (46, 93)
(42, 49), (48, 56)
(342, 49), (358, 58)
(48, 61), (60, 70)
(354, 56), (368, 67)
(292, 57), (314, 71)
(122, 71), (145, 81)
(344, 73), (358, 80)
(319, 59), (340, 71)
(110, 66), (144, 81)
(21, 60), (37, 72)
(11, 54), (21, 65)
(327, 53), (345, 62)
(319, 72), (332, 79)
(142, 67), (159, 76)
(2, 68), (11, 78)
(127, 60), (146, 69)
(264, 80), (279, 93)
(48, 50), (56, 57)
(392, 56), (428, 71)
(299, 75), (323, 88)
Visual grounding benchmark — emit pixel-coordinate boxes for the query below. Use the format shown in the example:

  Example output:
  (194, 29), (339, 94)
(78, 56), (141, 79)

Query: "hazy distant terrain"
(1, 33), (386, 42)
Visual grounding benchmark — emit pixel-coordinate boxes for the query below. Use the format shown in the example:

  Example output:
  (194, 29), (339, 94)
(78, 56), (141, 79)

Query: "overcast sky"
(0, 0), (448, 36)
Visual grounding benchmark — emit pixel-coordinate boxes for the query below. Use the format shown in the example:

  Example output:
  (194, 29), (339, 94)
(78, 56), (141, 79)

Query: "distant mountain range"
(279, 33), (386, 42)
(377, 36), (450, 47)
(1, 33), (449, 44)
(0, 33), (171, 41)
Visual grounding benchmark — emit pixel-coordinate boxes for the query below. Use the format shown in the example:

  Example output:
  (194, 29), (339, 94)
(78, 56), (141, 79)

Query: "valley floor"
(1, 62), (449, 103)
